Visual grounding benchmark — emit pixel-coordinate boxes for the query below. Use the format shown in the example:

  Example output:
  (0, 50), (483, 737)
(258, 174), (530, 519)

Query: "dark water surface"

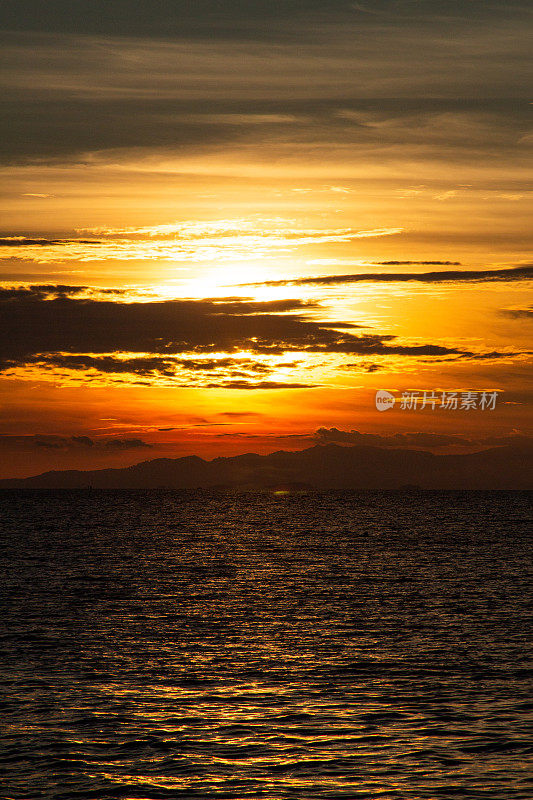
(0, 490), (531, 799)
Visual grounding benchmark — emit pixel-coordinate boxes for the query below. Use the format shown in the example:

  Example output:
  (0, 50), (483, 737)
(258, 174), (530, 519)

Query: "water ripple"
(1, 489), (531, 799)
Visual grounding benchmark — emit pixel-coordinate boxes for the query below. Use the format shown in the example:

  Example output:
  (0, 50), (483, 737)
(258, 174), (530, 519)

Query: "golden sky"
(0, 1), (532, 477)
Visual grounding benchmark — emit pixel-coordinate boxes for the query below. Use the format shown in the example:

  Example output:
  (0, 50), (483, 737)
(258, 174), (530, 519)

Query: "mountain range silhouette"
(1, 443), (531, 490)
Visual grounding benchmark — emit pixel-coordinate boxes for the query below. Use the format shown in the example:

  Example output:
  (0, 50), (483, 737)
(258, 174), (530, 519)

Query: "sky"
(0, 0), (532, 478)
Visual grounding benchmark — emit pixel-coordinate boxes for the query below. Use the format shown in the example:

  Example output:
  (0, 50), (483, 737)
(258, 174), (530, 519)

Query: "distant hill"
(0, 444), (531, 490)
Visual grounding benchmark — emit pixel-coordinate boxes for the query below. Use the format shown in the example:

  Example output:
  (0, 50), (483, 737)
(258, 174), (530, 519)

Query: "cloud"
(71, 435), (94, 447)
(340, 361), (384, 372)
(0, 2), (363, 40)
(0, 237), (101, 247)
(374, 261), (462, 266)
(82, 222), (402, 242)
(2, 2), (530, 41)
(0, 284), (122, 300)
(248, 265), (533, 287)
(218, 411), (262, 417)
(0, 288), (355, 359)
(1, 94), (529, 172)
(0, 285), (519, 386)
(0, 286), (391, 361)
(28, 353), (275, 378)
(103, 438), (152, 449)
(0, 434), (152, 450)
(314, 428), (533, 450)
(501, 306), (533, 320)
(0, 225), (402, 264)
(0, 285), (315, 312)
(205, 380), (318, 389)
(0, 272), (86, 281)
(2, 0), (530, 171)
(314, 427), (470, 448)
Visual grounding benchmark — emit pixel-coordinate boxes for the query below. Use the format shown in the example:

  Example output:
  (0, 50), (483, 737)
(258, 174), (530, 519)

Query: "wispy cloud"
(243, 265), (533, 287)
(0, 434), (152, 450)
(374, 260), (462, 266)
(0, 224), (403, 263)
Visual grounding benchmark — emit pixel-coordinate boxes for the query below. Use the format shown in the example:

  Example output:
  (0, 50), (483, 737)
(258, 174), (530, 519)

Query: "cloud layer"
(0, 284), (514, 387)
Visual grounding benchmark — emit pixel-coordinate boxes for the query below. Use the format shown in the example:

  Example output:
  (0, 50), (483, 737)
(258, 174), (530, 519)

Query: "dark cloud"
(314, 428), (470, 448)
(0, 238), (100, 246)
(0, 1), (351, 39)
(0, 287), (471, 367)
(1, 0), (530, 166)
(218, 411), (262, 417)
(458, 350), (529, 361)
(500, 306), (533, 320)
(0, 286), (517, 385)
(375, 261), (462, 266)
(340, 361), (384, 372)
(0, 434), (152, 450)
(0, 284), (122, 300)
(28, 354), (272, 377)
(314, 428), (533, 450)
(71, 435), (94, 447)
(103, 438), (152, 449)
(1, 96), (529, 166)
(250, 265), (533, 287)
(2, 2), (526, 40)
(0, 272), (93, 282)
(0, 284), (89, 300)
(212, 432), (313, 440)
(205, 381), (318, 390)
(0, 284), (316, 312)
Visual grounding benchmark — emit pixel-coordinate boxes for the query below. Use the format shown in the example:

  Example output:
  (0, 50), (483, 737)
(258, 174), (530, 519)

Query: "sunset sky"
(1, 0), (532, 478)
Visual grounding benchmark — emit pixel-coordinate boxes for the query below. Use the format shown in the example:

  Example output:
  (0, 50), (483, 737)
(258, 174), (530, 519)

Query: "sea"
(0, 490), (531, 799)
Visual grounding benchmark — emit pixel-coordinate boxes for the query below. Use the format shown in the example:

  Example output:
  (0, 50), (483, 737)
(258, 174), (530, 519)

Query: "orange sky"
(0, 1), (531, 477)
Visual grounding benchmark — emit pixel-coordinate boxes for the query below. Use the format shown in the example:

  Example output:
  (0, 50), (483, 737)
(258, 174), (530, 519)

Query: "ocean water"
(0, 490), (531, 800)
